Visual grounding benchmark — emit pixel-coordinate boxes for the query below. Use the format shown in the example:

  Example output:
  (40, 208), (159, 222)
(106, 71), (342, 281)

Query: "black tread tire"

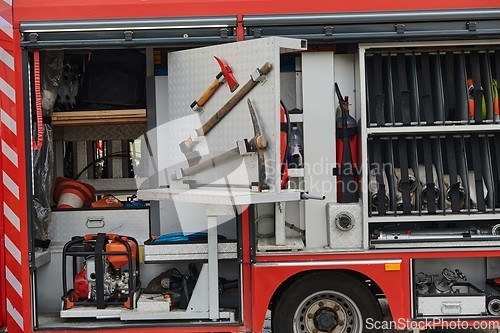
(272, 271), (383, 333)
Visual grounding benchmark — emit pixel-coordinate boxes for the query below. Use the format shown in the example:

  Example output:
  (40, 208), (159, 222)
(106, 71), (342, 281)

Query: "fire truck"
(2, 0), (500, 332)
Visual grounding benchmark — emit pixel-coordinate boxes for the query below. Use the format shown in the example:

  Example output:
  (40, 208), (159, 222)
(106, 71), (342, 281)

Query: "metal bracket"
(29, 33), (39, 44)
(220, 28), (229, 38)
(253, 28), (262, 38)
(395, 24), (405, 34)
(467, 22), (477, 32)
(124, 31), (134, 46)
(251, 69), (267, 85)
(324, 26), (334, 37)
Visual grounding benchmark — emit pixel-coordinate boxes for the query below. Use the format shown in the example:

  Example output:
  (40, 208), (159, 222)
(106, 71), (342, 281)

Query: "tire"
(272, 271), (383, 333)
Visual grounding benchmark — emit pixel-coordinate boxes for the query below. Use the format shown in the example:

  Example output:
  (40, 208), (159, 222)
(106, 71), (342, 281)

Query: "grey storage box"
(49, 208), (150, 246)
(416, 283), (486, 317)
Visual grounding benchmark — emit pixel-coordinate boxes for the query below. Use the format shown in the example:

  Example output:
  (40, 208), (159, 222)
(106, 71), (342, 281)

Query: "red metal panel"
(1, 0), (31, 328)
(12, 0), (500, 27)
(251, 249), (500, 331)
(251, 258), (409, 332)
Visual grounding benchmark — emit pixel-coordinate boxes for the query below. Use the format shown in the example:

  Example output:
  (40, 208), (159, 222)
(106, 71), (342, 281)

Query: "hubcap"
(293, 291), (362, 333)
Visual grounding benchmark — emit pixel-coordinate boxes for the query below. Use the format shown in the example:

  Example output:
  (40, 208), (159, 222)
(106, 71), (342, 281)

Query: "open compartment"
(23, 21), (289, 328)
(411, 256), (500, 319)
(412, 257), (488, 318)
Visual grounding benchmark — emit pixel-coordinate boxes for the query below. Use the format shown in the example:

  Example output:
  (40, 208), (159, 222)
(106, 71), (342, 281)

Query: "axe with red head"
(190, 56), (239, 112)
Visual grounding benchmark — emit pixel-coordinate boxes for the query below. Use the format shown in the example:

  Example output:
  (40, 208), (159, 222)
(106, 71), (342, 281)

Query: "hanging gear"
(334, 84), (359, 203)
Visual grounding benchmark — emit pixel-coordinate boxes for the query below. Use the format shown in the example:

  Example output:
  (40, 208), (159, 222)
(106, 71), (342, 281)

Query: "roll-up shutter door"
(20, 16), (237, 49)
(244, 9), (500, 44)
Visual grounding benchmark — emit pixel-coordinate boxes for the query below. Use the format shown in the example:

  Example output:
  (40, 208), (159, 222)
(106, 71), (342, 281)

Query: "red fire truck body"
(2, 1), (500, 333)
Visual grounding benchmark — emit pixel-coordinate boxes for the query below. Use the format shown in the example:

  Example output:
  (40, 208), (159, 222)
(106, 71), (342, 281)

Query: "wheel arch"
(268, 269), (387, 315)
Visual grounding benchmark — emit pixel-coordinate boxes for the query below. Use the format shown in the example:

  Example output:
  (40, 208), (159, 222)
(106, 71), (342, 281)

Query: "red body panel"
(10, 0), (500, 27)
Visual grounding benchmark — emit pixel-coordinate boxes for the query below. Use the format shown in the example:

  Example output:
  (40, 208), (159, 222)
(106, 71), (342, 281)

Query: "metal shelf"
(367, 124), (500, 136)
(52, 109), (146, 126)
(137, 187), (302, 205)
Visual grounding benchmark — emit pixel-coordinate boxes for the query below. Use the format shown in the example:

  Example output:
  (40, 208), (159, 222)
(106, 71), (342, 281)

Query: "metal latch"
(253, 28), (262, 38)
(467, 22), (477, 32)
(395, 24), (405, 35)
(324, 26), (333, 37)
(220, 28), (229, 38)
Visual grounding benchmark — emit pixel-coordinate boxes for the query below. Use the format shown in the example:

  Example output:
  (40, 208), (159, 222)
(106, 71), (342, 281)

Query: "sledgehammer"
(180, 62), (273, 166)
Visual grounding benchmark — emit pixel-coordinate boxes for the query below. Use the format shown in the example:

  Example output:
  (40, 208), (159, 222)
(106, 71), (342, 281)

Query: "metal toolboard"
(163, 37), (306, 192)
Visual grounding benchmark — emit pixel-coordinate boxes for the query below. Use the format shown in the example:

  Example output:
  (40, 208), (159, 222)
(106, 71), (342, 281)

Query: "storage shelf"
(143, 242), (238, 262)
(35, 249), (51, 269)
(367, 124), (500, 136)
(137, 187), (302, 205)
(52, 109), (146, 126)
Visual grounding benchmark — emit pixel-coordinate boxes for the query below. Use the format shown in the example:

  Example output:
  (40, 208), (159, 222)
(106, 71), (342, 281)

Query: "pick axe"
(190, 56), (239, 112)
(172, 98), (268, 191)
(180, 62), (273, 166)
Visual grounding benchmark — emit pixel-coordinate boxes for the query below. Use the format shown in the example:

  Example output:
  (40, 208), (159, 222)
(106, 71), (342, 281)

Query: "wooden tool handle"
(199, 62), (272, 136)
(197, 78), (223, 108)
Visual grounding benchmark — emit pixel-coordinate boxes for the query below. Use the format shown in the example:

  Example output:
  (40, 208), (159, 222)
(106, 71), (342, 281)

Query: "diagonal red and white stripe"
(0, 0), (28, 331)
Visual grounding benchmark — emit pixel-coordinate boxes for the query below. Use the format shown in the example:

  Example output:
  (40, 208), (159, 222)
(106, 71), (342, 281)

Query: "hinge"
(253, 28), (262, 38)
(324, 26), (333, 37)
(467, 21), (477, 32)
(123, 30), (134, 46)
(220, 28), (228, 38)
(28, 251), (33, 268)
(395, 24), (405, 35)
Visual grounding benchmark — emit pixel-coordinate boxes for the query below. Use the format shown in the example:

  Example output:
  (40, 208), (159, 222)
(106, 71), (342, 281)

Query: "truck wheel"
(272, 271), (383, 333)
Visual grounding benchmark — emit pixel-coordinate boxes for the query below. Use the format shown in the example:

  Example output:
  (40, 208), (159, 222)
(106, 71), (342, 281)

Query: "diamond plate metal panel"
(326, 203), (363, 250)
(50, 209), (150, 246)
(165, 37), (306, 191)
(143, 242), (237, 262)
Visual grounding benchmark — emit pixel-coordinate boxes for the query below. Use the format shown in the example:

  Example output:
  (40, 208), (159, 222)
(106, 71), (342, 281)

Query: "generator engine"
(73, 257), (131, 302)
(62, 233), (140, 310)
